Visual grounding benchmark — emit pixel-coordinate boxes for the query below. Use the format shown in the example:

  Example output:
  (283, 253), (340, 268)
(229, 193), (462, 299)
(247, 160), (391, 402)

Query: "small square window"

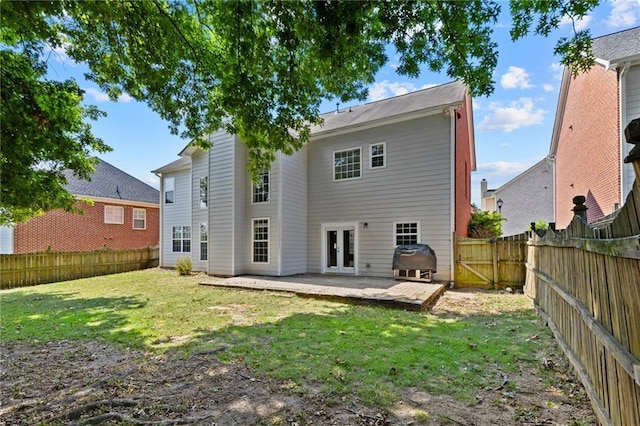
(104, 205), (124, 224)
(394, 222), (419, 246)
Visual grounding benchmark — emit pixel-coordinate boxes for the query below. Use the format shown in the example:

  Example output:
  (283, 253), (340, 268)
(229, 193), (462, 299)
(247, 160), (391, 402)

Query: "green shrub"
(468, 210), (504, 238)
(528, 220), (549, 237)
(175, 256), (193, 275)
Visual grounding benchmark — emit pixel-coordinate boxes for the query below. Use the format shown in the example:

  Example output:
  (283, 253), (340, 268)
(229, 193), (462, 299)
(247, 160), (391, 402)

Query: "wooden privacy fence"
(454, 233), (527, 288)
(525, 128), (640, 425)
(0, 246), (160, 289)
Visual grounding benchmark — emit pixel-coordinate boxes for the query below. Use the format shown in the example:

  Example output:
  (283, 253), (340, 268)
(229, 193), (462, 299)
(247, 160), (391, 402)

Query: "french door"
(323, 224), (356, 274)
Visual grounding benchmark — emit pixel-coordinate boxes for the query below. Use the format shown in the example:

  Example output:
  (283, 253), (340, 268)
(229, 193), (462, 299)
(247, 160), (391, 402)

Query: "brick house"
(1, 158), (159, 253)
(550, 27), (640, 227)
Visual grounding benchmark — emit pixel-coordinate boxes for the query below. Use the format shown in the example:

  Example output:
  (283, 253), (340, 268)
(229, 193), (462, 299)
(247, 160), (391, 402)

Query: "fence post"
(492, 239), (498, 289)
(572, 195), (588, 220)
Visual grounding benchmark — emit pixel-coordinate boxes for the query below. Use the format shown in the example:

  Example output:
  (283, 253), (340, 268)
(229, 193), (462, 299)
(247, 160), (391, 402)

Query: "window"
(165, 177), (175, 204)
(133, 208), (146, 230)
(369, 142), (386, 169)
(200, 222), (208, 261)
(199, 176), (208, 208)
(334, 148), (361, 181)
(394, 222), (419, 246)
(172, 226), (191, 252)
(252, 218), (269, 263)
(252, 171), (269, 203)
(104, 205), (124, 224)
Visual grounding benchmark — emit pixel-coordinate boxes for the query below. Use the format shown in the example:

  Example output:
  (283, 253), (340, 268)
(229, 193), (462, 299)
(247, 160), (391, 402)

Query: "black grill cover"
(392, 244), (437, 273)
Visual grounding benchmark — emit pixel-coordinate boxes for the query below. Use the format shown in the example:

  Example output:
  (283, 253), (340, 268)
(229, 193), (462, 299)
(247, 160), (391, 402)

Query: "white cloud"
(559, 13), (592, 31)
(549, 62), (564, 80)
(607, 0), (640, 28)
(477, 161), (531, 176)
(369, 80), (437, 101)
(477, 98), (547, 132)
(84, 87), (133, 103)
(500, 66), (533, 90)
(143, 175), (160, 189)
(543, 84), (555, 92)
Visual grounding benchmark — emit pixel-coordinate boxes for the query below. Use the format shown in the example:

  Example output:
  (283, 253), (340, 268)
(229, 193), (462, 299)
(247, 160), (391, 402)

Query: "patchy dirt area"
(1, 290), (596, 425)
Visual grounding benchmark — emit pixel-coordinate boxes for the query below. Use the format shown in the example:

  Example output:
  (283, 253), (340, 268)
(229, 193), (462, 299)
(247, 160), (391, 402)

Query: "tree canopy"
(1, 0), (599, 223)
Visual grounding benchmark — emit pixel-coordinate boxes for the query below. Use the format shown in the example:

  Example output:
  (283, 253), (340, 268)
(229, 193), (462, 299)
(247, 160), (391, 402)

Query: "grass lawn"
(1, 269), (564, 409)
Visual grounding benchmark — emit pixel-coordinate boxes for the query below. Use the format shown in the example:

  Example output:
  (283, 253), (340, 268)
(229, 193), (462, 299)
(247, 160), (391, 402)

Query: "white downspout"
(619, 62), (630, 207)
(277, 153), (283, 276)
(449, 105), (456, 286)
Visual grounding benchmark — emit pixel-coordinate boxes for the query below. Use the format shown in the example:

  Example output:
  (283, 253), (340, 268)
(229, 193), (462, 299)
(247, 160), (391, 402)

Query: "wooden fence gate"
(454, 234), (527, 288)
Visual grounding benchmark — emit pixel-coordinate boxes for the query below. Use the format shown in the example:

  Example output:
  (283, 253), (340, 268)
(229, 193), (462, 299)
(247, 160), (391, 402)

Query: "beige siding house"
(153, 81), (475, 282)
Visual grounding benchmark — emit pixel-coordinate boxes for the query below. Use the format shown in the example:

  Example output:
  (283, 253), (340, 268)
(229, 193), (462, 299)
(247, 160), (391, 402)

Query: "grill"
(392, 244), (437, 282)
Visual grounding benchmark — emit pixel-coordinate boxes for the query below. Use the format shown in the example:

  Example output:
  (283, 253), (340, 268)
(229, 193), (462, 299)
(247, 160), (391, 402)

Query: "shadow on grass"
(190, 304), (550, 406)
(0, 291), (148, 346)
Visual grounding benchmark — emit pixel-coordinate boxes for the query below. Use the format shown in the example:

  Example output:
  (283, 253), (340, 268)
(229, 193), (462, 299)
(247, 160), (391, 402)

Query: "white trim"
(320, 222), (359, 275)
(619, 61), (630, 206)
(251, 217), (270, 264)
(332, 147), (363, 181)
(277, 154), (283, 276)
(251, 170), (271, 204)
(392, 221), (421, 247)
(449, 105), (456, 284)
(368, 141), (387, 169)
(132, 208), (146, 230)
(80, 196), (158, 209)
(104, 205), (124, 224)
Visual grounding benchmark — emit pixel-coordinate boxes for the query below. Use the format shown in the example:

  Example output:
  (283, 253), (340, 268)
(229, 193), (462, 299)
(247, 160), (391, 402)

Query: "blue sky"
(46, 1), (640, 206)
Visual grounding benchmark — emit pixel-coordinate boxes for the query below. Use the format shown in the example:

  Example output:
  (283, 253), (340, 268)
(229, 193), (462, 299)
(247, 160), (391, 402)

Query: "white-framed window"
(394, 221), (420, 246)
(133, 208), (146, 230)
(369, 142), (386, 169)
(333, 147), (361, 181)
(199, 176), (208, 208)
(252, 218), (269, 263)
(104, 205), (124, 224)
(200, 222), (208, 261)
(165, 177), (175, 204)
(172, 226), (191, 252)
(252, 171), (269, 203)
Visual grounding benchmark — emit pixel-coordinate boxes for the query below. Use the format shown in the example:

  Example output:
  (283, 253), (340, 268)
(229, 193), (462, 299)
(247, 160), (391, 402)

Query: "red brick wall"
(14, 201), (159, 253)
(555, 65), (620, 228)
(454, 94), (473, 237)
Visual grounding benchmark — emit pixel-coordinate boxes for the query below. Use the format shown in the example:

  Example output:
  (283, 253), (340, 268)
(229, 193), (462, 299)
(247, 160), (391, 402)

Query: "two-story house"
(550, 26), (640, 227)
(152, 81), (475, 282)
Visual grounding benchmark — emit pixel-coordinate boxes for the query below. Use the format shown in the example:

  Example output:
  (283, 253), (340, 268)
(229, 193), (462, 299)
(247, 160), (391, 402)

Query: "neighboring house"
(1, 158), (159, 254)
(480, 157), (555, 236)
(550, 26), (640, 228)
(152, 81), (475, 282)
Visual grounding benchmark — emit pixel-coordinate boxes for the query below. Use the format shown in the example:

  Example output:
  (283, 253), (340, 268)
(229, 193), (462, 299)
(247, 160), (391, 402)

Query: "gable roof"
(65, 158), (159, 204)
(310, 81), (467, 137)
(151, 156), (191, 175)
(486, 157), (553, 196)
(592, 26), (640, 68)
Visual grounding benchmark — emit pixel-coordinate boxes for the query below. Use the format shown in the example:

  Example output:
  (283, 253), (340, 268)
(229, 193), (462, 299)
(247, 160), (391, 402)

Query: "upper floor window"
(172, 226), (191, 252)
(394, 222), (419, 246)
(199, 176), (208, 208)
(334, 147), (361, 181)
(252, 171), (269, 203)
(133, 208), (146, 230)
(104, 205), (124, 224)
(369, 142), (386, 169)
(165, 177), (175, 204)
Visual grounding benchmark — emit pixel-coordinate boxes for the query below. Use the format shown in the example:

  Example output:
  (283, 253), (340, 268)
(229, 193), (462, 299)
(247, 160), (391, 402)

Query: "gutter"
(449, 105), (456, 286)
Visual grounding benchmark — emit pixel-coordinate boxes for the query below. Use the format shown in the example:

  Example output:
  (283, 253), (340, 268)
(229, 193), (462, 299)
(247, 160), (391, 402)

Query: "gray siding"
(624, 65), (640, 199)
(233, 137), (248, 275)
(244, 149), (280, 275)
(494, 159), (554, 236)
(307, 114), (454, 281)
(161, 168), (191, 267)
(191, 150), (209, 272)
(280, 147), (308, 275)
(207, 131), (236, 275)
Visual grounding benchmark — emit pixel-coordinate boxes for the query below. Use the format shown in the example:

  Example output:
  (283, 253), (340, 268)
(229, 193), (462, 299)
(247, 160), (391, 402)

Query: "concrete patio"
(199, 274), (446, 311)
